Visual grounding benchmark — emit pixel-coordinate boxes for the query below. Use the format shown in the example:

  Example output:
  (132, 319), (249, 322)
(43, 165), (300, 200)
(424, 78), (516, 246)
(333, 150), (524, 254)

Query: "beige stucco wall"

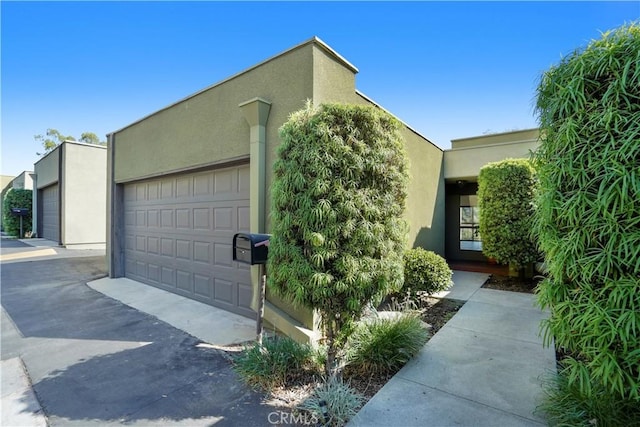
(444, 128), (540, 181)
(113, 41), (316, 184)
(108, 37), (446, 338)
(34, 147), (61, 189)
(11, 171), (34, 190)
(1, 175), (15, 190)
(349, 93), (446, 255)
(1, 175), (15, 201)
(62, 142), (107, 248)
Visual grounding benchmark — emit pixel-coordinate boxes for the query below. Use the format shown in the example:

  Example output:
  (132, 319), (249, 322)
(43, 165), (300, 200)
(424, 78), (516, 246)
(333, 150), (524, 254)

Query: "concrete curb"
(1, 357), (48, 427)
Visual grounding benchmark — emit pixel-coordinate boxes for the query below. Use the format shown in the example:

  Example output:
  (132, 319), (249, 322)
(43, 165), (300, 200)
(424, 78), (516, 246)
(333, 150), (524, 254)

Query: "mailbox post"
(233, 233), (271, 344)
(10, 208), (29, 239)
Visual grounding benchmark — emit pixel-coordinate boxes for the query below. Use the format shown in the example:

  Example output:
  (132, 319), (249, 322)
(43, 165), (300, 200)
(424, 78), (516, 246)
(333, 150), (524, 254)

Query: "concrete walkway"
(349, 270), (556, 427)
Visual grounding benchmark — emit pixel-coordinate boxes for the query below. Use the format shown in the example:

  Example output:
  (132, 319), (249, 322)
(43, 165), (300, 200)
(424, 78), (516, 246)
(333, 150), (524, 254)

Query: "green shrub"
(533, 21), (640, 408)
(345, 312), (429, 376)
(537, 369), (640, 427)
(2, 189), (33, 238)
(477, 158), (538, 268)
(234, 335), (319, 390)
(269, 102), (409, 376)
(402, 248), (452, 295)
(300, 377), (364, 426)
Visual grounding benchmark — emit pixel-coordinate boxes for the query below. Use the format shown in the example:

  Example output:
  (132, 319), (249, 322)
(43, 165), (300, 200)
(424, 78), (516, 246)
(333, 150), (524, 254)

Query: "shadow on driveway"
(1, 257), (284, 426)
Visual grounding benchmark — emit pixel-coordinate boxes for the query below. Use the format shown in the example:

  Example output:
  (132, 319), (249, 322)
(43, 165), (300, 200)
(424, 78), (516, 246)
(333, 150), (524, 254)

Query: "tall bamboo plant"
(268, 102), (409, 377)
(533, 22), (640, 414)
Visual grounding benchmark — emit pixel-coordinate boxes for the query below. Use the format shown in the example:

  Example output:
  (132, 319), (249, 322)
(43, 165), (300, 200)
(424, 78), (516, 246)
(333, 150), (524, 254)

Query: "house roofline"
(355, 90), (443, 152)
(34, 140), (106, 167)
(108, 36), (358, 137)
(450, 127), (539, 144)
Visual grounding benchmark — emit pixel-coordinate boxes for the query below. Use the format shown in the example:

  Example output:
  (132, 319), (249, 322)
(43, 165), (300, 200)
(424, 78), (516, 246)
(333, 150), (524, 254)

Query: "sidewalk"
(0, 236), (105, 263)
(349, 270), (555, 427)
(1, 357), (47, 427)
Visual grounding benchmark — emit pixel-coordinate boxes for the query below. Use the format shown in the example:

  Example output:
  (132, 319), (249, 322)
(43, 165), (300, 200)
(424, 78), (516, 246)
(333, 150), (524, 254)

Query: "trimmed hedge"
(268, 102), (409, 376)
(2, 189), (32, 238)
(477, 158), (537, 268)
(403, 248), (452, 295)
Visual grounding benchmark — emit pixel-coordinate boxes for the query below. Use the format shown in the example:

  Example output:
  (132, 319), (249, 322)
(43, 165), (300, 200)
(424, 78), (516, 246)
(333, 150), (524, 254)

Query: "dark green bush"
(533, 21), (640, 411)
(402, 248), (452, 295)
(2, 189), (32, 238)
(345, 312), (429, 375)
(477, 158), (538, 268)
(269, 102), (409, 376)
(536, 369), (640, 427)
(234, 335), (319, 390)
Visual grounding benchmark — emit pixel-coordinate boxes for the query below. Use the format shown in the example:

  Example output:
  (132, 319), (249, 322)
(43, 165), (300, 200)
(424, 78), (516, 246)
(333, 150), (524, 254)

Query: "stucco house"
(1, 171), (33, 202)
(106, 37), (537, 341)
(33, 140), (107, 249)
(443, 128), (540, 263)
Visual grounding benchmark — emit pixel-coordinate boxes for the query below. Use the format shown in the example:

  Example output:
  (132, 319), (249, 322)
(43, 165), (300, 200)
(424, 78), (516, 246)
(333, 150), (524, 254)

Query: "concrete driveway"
(1, 255), (283, 426)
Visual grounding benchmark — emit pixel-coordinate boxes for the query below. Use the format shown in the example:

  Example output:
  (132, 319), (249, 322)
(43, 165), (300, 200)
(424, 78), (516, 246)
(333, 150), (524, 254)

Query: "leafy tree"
(35, 128), (105, 156)
(268, 102), (409, 377)
(2, 189), (33, 238)
(477, 158), (537, 276)
(533, 21), (640, 419)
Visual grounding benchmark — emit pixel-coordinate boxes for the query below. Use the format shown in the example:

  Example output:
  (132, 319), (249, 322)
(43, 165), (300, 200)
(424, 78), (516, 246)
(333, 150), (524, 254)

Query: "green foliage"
(2, 189), (33, 238)
(268, 102), (409, 376)
(402, 247), (452, 295)
(233, 335), (320, 390)
(35, 128), (105, 156)
(300, 377), (365, 426)
(477, 158), (538, 267)
(537, 369), (640, 427)
(533, 22), (640, 405)
(345, 312), (429, 376)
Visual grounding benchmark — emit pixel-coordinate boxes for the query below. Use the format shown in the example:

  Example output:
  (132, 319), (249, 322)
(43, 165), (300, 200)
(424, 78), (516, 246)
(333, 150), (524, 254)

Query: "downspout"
(58, 143), (64, 246)
(107, 132), (124, 277)
(239, 97), (271, 314)
(30, 173), (37, 237)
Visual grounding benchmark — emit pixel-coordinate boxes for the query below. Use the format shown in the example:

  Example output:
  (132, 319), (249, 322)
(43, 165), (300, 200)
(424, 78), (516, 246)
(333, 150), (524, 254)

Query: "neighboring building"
(11, 171), (35, 191)
(107, 37), (445, 342)
(33, 141), (107, 249)
(443, 128), (540, 263)
(1, 174), (17, 201)
(2, 172), (34, 232)
(1, 171), (34, 200)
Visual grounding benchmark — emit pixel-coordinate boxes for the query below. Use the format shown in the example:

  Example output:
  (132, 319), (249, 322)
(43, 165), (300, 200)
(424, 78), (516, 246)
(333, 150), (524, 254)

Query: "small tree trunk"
(523, 262), (534, 280)
(508, 262), (520, 278)
(325, 323), (336, 377)
(324, 317), (342, 380)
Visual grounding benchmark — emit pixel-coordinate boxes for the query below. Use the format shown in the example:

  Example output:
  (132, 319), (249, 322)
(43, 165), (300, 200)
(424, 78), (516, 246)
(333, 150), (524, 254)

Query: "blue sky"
(2, 1), (638, 177)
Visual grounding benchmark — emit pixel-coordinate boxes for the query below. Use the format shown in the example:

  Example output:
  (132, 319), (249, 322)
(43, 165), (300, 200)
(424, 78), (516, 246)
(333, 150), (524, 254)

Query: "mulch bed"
(481, 274), (541, 294)
(236, 275), (539, 418)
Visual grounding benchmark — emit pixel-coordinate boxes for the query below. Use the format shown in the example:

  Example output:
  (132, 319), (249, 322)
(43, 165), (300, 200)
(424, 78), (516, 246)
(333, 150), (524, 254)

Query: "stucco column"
(239, 97), (271, 313)
(239, 98), (271, 233)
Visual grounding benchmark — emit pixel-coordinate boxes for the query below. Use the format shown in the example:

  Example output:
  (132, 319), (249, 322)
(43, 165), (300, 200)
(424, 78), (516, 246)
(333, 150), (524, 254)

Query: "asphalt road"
(1, 256), (283, 426)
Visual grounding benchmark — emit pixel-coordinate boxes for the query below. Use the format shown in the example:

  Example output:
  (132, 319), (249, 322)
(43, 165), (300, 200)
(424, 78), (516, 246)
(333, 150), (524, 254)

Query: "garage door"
(41, 184), (59, 242)
(123, 164), (254, 318)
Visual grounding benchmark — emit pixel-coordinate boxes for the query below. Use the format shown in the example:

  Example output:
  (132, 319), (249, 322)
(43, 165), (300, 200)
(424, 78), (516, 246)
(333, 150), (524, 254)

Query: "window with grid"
(460, 195), (482, 251)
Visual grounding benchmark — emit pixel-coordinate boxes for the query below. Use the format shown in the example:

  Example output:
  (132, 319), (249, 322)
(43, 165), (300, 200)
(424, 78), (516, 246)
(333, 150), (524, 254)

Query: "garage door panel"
(238, 282), (253, 310)
(194, 274), (212, 300)
(41, 184), (59, 242)
(124, 164), (254, 318)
